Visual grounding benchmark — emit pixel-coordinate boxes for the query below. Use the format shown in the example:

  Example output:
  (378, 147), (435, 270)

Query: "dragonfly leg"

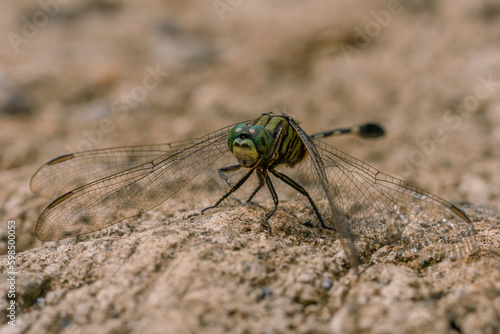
(202, 166), (256, 214)
(246, 169), (265, 203)
(261, 169), (279, 235)
(269, 168), (335, 231)
(218, 164), (241, 185)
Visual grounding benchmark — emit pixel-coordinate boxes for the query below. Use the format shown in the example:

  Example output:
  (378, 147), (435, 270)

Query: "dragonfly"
(30, 112), (476, 270)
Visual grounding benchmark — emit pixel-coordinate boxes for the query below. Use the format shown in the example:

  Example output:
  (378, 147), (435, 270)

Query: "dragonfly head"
(228, 124), (274, 167)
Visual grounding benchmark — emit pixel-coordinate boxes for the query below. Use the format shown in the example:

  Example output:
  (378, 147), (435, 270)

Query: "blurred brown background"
(1, 1), (500, 333)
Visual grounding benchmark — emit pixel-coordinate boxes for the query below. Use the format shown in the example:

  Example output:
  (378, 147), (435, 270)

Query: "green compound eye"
(228, 124), (249, 152)
(248, 125), (274, 159)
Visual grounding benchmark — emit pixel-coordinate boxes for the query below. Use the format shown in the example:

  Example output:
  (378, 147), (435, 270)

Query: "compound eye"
(248, 125), (274, 159)
(228, 124), (249, 152)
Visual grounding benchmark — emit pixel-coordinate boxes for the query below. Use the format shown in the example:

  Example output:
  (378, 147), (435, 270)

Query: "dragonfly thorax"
(228, 124), (274, 167)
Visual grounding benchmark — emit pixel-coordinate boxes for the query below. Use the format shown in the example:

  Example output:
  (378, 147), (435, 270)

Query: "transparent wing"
(34, 121), (250, 241)
(30, 139), (201, 200)
(287, 120), (476, 265)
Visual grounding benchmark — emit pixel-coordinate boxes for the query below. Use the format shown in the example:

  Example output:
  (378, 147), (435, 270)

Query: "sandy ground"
(1, 0), (500, 333)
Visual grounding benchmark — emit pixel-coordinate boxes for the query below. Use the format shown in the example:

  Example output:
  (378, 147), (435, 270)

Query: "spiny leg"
(246, 168), (265, 203)
(269, 168), (335, 231)
(310, 123), (384, 139)
(261, 169), (279, 235)
(202, 166), (257, 214)
(218, 164), (241, 185)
